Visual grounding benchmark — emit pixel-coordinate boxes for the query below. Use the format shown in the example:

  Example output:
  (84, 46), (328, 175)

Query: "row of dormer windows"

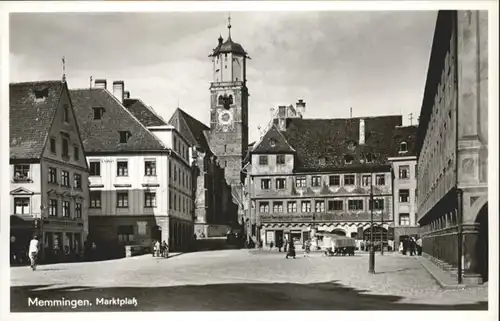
(258, 198), (385, 213)
(259, 174), (387, 190)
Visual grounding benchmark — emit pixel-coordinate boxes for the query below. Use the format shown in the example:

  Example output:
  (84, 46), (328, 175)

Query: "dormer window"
(33, 88), (49, 100)
(318, 157), (326, 166)
(399, 141), (408, 153)
(366, 153), (373, 163)
(344, 154), (354, 164)
(119, 131), (132, 144)
(93, 107), (105, 120)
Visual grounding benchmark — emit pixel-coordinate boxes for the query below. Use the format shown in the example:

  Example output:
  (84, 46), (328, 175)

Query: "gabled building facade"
(246, 103), (406, 248)
(167, 108), (237, 237)
(388, 125), (419, 250)
(416, 11), (488, 284)
(71, 80), (193, 254)
(10, 80), (89, 263)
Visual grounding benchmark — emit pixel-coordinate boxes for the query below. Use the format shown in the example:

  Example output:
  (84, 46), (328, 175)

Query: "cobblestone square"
(10, 250), (488, 311)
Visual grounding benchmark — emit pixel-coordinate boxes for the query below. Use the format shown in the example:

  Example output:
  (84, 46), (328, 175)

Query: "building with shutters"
(244, 103), (413, 249)
(9, 80), (89, 263)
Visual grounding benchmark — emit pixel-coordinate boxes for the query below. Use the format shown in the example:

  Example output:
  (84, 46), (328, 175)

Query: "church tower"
(208, 16), (249, 186)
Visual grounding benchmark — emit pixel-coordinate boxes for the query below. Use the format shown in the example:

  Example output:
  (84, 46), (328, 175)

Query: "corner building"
(10, 80), (89, 263)
(416, 11), (488, 284)
(247, 104), (412, 248)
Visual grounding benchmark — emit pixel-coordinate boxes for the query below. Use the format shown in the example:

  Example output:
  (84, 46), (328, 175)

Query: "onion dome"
(209, 16), (249, 58)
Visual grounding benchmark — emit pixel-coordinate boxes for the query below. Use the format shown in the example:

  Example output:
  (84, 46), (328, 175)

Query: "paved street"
(11, 249), (488, 311)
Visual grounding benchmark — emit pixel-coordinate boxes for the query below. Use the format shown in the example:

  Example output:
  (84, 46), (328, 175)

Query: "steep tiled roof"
(123, 98), (167, 127)
(10, 81), (65, 159)
(252, 115), (403, 172)
(252, 124), (296, 154)
(70, 88), (166, 153)
(168, 108), (211, 152)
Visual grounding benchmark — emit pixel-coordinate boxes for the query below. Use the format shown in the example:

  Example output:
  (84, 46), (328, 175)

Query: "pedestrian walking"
(304, 239), (311, 257)
(152, 240), (157, 257)
(416, 237), (423, 256)
(154, 240), (160, 257)
(399, 241), (403, 254)
(286, 240), (296, 259)
(409, 237), (416, 256)
(162, 241), (169, 258)
(283, 238), (288, 252)
(28, 235), (40, 271)
(269, 241), (274, 251)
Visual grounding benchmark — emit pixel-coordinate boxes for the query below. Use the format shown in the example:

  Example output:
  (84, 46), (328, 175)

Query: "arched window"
(400, 141), (408, 152)
(218, 95), (224, 106)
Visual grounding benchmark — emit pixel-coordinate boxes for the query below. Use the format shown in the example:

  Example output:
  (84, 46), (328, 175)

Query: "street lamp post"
(369, 168), (375, 274)
(381, 203), (384, 256)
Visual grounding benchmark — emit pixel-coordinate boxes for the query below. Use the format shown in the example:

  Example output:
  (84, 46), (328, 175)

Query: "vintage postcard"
(0, 1), (497, 321)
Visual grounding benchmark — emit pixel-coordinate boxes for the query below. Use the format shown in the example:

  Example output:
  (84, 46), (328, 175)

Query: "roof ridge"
(10, 80), (62, 86)
(177, 107), (210, 130)
(101, 90), (168, 149)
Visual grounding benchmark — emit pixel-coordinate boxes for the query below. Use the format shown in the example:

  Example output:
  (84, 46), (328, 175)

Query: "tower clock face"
(218, 109), (233, 125)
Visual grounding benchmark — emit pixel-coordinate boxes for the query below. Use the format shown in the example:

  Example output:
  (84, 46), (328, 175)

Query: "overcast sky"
(10, 11), (437, 143)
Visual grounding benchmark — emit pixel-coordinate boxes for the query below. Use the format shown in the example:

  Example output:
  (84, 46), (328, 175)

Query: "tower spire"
(61, 56), (66, 82)
(227, 13), (232, 39)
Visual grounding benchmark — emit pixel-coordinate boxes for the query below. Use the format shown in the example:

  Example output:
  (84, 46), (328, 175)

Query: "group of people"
(268, 238), (312, 259)
(152, 240), (169, 258)
(399, 236), (422, 256)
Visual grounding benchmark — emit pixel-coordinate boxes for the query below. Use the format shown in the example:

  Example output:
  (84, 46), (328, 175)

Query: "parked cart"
(316, 232), (356, 257)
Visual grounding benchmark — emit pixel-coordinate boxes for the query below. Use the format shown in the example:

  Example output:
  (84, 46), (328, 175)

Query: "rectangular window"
(117, 225), (134, 242)
(63, 106), (69, 122)
(119, 131), (131, 144)
(90, 191), (102, 208)
(73, 173), (82, 189)
(144, 192), (157, 208)
(173, 137), (177, 152)
(14, 197), (30, 215)
(117, 161), (128, 177)
(361, 175), (371, 186)
(259, 201), (270, 213)
(301, 201), (311, 212)
(348, 199), (364, 211)
(49, 199), (58, 216)
(174, 165), (177, 181)
(62, 201), (70, 217)
(276, 178), (286, 189)
(399, 165), (410, 179)
(273, 201), (284, 213)
(62, 137), (69, 158)
(259, 155), (268, 166)
(399, 213), (410, 226)
(145, 160), (156, 176)
(89, 161), (101, 176)
(169, 192), (172, 209)
(311, 176), (321, 187)
(261, 179), (271, 190)
(74, 146), (79, 161)
(415, 164), (418, 179)
(344, 175), (355, 185)
(93, 107), (104, 120)
(276, 155), (285, 165)
(117, 191), (129, 208)
(315, 200), (325, 213)
(329, 175), (340, 186)
(295, 176), (306, 188)
(50, 137), (56, 154)
(369, 199), (385, 210)
(399, 189), (410, 203)
(13, 164), (30, 181)
(61, 170), (70, 187)
(287, 201), (297, 213)
(328, 200), (344, 211)
(376, 174), (385, 186)
(75, 203), (82, 218)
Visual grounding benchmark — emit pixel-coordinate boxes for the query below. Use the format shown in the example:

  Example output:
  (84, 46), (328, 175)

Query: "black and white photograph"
(0, 1), (497, 319)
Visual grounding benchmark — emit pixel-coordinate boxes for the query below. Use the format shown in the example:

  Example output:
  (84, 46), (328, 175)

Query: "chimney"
(94, 79), (107, 89)
(113, 80), (124, 104)
(277, 106), (287, 131)
(296, 99), (306, 117)
(124, 91), (130, 99)
(359, 118), (365, 145)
